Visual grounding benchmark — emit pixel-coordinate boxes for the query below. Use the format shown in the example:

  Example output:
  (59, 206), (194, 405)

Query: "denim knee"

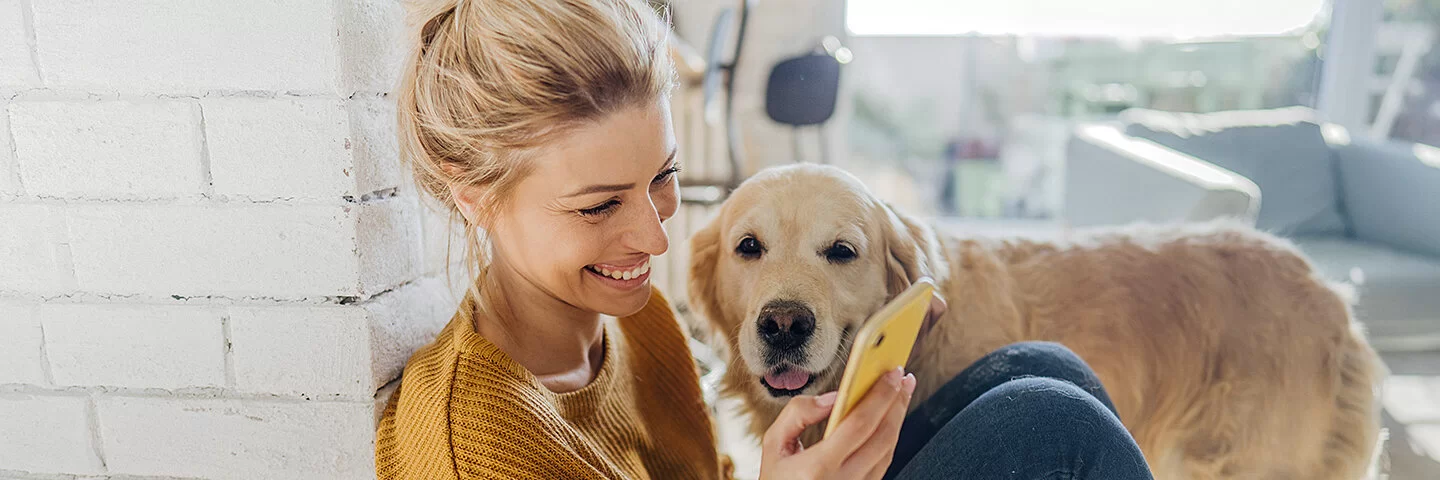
(983, 376), (1109, 420)
(890, 377), (1154, 480)
(985, 341), (1086, 373)
(972, 341), (1117, 416)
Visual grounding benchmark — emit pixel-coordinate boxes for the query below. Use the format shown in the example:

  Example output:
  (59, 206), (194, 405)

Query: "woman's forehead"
(527, 104), (675, 190)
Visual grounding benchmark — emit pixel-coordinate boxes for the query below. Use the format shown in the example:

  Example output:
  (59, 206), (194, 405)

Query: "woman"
(375, 0), (1155, 478)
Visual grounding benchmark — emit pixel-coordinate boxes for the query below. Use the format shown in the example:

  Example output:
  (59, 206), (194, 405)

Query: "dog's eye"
(823, 241), (857, 264)
(736, 235), (764, 259)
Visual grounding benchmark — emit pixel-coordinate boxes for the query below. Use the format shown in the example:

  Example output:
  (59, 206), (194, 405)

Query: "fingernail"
(902, 374), (916, 395)
(816, 392), (837, 407)
(884, 367), (904, 387)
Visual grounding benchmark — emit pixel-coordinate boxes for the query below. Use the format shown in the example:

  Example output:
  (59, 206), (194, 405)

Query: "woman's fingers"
(762, 392), (838, 457)
(816, 367), (908, 460)
(844, 374), (914, 479)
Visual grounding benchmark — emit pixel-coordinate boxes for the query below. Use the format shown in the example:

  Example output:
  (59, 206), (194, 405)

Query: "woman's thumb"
(763, 392), (837, 453)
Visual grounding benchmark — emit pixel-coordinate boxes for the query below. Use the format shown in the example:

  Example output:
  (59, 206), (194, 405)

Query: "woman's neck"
(474, 260), (606, 393)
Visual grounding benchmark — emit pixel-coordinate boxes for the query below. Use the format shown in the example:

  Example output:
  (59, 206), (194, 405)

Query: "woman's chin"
(587, 285), (653, 317)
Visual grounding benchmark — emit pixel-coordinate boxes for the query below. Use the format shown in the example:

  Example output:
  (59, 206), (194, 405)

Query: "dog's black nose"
(758, 300), (815, 351)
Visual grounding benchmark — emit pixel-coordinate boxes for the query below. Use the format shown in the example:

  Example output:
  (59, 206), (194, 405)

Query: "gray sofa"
(1065, 107), (1440, 349)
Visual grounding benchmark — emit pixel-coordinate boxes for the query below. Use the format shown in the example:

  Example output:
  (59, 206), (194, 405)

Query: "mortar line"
(36, 306), (54, 385)
(18, 0), (43, 84)
(195, 102), (214, 196)
(221, 312), (235, 388)
(1, 101), (25, 197)
(85, 393), (108, 472)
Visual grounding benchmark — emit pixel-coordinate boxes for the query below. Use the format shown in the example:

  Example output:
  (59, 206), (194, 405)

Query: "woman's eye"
(823, 242), (857, 264)
(651, 164), (681, 185)
(735, 235), (764, 259)
(577, 199), (620, 217)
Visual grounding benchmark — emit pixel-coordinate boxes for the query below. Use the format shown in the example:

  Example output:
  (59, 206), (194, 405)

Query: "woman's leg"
(882, 341), (1151, 479)
(889, 376), (1153, 479)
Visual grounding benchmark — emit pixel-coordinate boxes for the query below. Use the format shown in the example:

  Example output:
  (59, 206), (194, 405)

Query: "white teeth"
(591, 259), (650, 281)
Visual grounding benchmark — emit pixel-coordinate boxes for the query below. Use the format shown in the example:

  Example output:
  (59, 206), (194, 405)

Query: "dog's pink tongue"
(764, 369), (810, 390)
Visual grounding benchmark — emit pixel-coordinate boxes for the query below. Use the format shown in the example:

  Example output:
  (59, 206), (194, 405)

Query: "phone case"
(823, 278), (935, 438)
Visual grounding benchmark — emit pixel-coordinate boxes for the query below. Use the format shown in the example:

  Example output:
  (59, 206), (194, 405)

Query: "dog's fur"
(686, 165), (1383, 479)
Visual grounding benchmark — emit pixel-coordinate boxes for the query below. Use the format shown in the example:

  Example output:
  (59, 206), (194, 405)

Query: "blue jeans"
(884, 342), (1154, 480)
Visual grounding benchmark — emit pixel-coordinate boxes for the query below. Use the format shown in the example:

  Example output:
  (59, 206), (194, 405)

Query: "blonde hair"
(398, 0), (675, 304)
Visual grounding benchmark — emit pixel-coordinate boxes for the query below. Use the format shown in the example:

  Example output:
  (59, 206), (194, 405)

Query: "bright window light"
(847, 0), (1326, 38)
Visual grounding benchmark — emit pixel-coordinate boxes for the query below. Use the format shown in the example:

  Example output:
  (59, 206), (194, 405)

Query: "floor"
(1379, 350), (1440, 479)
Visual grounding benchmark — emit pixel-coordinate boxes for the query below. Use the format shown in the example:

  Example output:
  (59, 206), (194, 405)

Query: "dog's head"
(687, 164), (947, 403)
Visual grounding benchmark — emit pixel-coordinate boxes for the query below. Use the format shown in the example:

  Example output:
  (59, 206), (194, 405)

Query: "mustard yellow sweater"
(375, 288), (733, 479)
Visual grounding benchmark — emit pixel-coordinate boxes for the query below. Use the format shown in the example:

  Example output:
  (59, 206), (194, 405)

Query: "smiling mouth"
(761, 366), (815, 397)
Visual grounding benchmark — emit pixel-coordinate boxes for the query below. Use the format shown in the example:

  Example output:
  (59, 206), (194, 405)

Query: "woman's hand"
(758, 367), (916, 480)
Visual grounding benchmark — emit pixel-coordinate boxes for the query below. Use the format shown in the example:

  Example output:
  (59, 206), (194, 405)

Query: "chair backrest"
(1120, 107), (1348, 236)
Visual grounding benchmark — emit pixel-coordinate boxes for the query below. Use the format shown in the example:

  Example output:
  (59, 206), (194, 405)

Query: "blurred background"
(0, 0), (1436, 478)
(655, 0), (1440, 477)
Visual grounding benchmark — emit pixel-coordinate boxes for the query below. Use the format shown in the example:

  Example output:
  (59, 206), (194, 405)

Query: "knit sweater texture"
(375, 287), (733, 479)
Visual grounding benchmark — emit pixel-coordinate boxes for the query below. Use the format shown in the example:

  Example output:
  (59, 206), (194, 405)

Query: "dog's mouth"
(761, 366), (815, 397)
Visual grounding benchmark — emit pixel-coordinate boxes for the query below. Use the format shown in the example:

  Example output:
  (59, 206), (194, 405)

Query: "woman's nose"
(625, 197), (670, 256)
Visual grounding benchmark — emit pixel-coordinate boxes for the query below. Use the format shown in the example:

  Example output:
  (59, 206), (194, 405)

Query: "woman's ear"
(442, 164), (489, 227)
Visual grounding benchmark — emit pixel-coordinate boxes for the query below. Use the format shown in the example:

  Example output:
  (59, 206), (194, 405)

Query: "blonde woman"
(375, 0), (1152, 479)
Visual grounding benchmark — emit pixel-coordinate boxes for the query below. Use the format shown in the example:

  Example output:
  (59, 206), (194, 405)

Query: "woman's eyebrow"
(561, 148), (679, 199)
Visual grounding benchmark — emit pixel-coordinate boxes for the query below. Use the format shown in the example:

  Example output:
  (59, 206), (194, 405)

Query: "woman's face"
(487, 100), (680, 317)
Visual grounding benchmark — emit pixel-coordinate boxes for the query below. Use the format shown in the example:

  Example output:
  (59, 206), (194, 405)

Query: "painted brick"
(0, 394), (102, 474)
(66, 204), (360, 297)
(8, 101), (202, 199)
(358, 197), (423, 296)
(0, 102), (21, 197)
(228, 305), (371, 399)
(339, 0), (407, 94)
(0, 203), (70, 293)
(0, 301), (45, 385)
(0, 0), (39, 88)
(31, 0), (339, 93)
(203, 97), (354, 200)
(97, 397), (373, 479)
(364, 275), (461, 390)
(348, 97), (406, 194)
(42, 304), (224, 389)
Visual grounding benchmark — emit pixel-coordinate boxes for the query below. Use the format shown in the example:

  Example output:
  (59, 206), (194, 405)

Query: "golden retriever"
(686, 164), (1383, 479)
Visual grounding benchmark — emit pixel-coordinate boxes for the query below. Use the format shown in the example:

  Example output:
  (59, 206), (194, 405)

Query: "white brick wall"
(42, 304), (227, 389)
(203, 97), (354, 200)
(0, 301), (45, 385)
(0, 394), (102, 475)
(65, 204), (361, 297)
(0, 203), (71, 293)
(229, 305), (372, 399)
(9, 100), (204, 199)
(0, 1), (466, 478)
(30, 0), (340, 94)
(0, 0), (40, 88)
(0, 101), (21, 198)
(96, 397), (374, 479)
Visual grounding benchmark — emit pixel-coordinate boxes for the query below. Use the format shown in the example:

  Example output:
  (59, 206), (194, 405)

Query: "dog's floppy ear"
(880, 201), (949, 298)
(686, 216), (729, 344)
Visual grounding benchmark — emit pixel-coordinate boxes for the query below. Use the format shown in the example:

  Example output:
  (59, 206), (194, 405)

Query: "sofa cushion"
(1334, 138), (1440, 258)
(1122, 107), (1347, 236)
(1293, 236), (1440, 339)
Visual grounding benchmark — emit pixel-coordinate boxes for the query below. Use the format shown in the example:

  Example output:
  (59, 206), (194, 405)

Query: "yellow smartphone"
(823, 278), (936, 438)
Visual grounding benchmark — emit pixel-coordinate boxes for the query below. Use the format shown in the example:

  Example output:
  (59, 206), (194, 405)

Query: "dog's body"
(687, 165), (1383, 479)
